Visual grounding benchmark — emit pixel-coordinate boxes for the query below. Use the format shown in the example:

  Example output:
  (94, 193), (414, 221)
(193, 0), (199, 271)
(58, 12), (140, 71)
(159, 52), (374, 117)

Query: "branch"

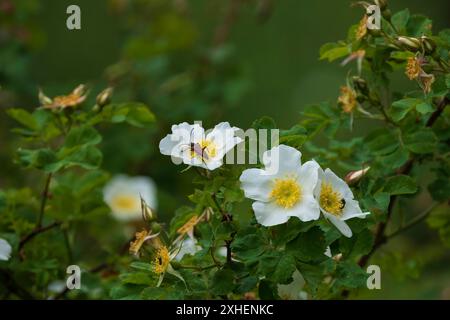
(357, 97), (448, 268)
(213, 0), (241, 47)
(37, 173), (53, 228)
(19, 221), (61, 258)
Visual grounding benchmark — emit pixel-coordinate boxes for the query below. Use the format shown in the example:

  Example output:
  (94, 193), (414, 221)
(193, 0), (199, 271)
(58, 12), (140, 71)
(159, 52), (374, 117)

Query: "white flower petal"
(342, 199), (370, 221)
(297, 160), (320, 193)
(0, 238), (12, 261)
(262, 145), (302, 175)
(323, 168), (354, 200)
(277, 270), (307, 300)
(240, 168), (273, 202)
(175, 238), (201, 261)
(288, 194), (320, 222)
(252, 201), (290, 226)
(324, 212), (352, 237)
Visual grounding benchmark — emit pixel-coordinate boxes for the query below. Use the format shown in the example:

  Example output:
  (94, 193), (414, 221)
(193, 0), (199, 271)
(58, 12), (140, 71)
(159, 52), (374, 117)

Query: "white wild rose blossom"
(103, 175), (157, 222)
(239, 144), (369, 236)
(159, 122), (243, 171)
(240, 145), (321, 226)
(314, 167), (370, 237)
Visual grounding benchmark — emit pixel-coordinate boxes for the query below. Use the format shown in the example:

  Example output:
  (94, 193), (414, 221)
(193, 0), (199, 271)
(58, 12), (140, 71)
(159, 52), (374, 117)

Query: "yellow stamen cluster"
(177, 215), (199, 235)
(320, 183), (344, 217)
(129, 230), (149, 256)
(270, 178), (302, 209)
(405, 57), (421, 80)
(153, 246), (170, 274)
(356, 15), (368, 40)
(338, 86), (357, 113)
(112, 194), (138, 211)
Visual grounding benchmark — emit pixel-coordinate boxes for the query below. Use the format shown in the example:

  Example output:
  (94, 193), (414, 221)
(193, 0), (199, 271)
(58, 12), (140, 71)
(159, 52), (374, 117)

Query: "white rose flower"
(314, 167), (370, 238)
(174, 238), (201, 261)
(0, 238), (12, 261)
(103, 175), (157, 222)
(239, 145), (320, 226)
(159, 122), (243, 171)
(277, 270), (308, 300)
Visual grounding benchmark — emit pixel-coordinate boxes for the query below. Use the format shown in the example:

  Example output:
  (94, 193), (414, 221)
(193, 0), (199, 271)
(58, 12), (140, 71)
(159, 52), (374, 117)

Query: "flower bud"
(421, 36), (436, 54)
(72, 84), (87, 96)
(397, 36), (422, 52)
(96, 87), (113, 108)
(345, 167), (370, 185)
(38, 89), (53, 106)
(151, 222), (162, 234)
(381, 8), (391, 20)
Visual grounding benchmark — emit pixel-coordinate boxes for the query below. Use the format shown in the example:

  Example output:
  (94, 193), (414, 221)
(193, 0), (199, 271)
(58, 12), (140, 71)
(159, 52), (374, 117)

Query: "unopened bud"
(140, 196), (156, 222)
(332, 253), (343, 262)
(73, 84), (87, 96)
(397, 36), (421, 52)
(151, 222), (161, 234)
(345, 167), (370, 185)
(421, 36), (436, 54)
(96, 87), (113, 107)
(381, 8), (391, 20)
(38, 89), (52, 105)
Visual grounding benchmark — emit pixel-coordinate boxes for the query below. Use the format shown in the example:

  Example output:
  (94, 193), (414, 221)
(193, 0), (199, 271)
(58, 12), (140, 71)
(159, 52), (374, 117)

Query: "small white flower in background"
(174, 238), (201, 261)
(159, 122), (243, 171)
(0, 238), (12, 261)
(277, 270), (308, 300)
(103, 175), (157, 222)
(240, 145), (320, 227)
(314, 167), (370, 238)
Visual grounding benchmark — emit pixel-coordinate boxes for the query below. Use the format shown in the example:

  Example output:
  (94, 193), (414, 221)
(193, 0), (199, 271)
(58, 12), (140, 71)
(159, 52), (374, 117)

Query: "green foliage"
(1, 0), (449, 301)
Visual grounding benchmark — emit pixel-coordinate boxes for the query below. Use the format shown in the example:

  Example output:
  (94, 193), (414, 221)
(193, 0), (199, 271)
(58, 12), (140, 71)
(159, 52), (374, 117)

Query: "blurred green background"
(1, 0), (449, 299)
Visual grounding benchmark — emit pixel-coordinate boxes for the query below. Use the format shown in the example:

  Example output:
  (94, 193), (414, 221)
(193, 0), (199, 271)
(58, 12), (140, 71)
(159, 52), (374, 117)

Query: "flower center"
(153, 246), (170, 274)
(320, 183), (344, 217)
(201, 140), (217, 158)
(270, 178), (302, 209)
(112, 194), (139, 212)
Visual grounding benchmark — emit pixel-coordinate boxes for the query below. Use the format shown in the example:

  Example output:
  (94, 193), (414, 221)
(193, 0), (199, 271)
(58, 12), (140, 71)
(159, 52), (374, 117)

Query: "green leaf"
(403, 128), (438, 154)
(211, 268), (235, 295)
(391, 9), (410, 34)
(415, 102), (434, 114)
(334, 261), (368, 289)
(251, 116), (276, 130)
(390, 98), (422, 122)
(286, 227), (327, 261)
(427, 204), (450, 248)
(406, 15), (432, 37)
(120, 272), (155, 285)
(17, 148), (57, 170)
(64, 126), (102, 148)
(273, 254), (297, 284)
(383, 175), (417, 195)
(6, 108), (38, 130)
(319, 42), (350, 62)
(280, 125), (308, 148)
(339, 229), (374, 259)
(232, 232), (266, 260)
(92, 102), (155, 127)
(379, 147), (409, 170)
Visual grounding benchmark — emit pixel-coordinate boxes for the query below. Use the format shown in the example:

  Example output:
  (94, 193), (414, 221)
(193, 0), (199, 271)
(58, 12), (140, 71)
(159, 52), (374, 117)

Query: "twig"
(37, 173), (53, 229)
(213, 0), (242, 47)
(19, 221), (61, 256)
